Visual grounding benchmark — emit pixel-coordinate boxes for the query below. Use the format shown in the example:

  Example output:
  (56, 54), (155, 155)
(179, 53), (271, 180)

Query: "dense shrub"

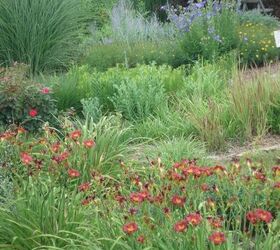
(83, 40), (186, 71)
(52, 64), (186, 117)
(0, 0), (86, 73)
(0, 64), (57, 131)
(165, 1), (240, 64)
(238, 23), (280, 66)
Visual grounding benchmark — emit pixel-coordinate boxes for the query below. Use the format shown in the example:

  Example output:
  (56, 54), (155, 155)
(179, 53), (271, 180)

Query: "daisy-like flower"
(70, 130), (81, 140)
(246, 209), (273, 224)
(83, 139), (95, 148)
(185, 213), (202, 226)
(209, 232), (226, 245)
(20, 152), (33, 165)
(68, 168), (80, 178)
(137, 235), (145, 244)
(130, 192), (145, 203)
(123, 222), (138, 235)
(171, 195), (186, 207)
(173, 220), (188, 232)
(78, 182), (91, 192)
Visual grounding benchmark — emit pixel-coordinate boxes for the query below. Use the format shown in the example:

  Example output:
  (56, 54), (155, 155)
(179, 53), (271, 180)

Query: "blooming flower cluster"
(1, 127), (279, 248)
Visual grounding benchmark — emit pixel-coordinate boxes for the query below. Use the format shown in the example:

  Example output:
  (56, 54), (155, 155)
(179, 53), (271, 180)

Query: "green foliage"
(0, 64), (57, 131)
(112, 75), (166, 121)
(268, 96), (280, 134)
(76, 115), (137, 175)
(144, 136), (207, 164)
(0, 178), (100, 249)
(52, 65), (93, 112)
(239, 10), (280, 27)
(83, 40), (185, 71)
(81, 97), (103, 124)
(228, 70), (280, 139)
(81, 0), (117, 27)
(238, 23), (280, 66)
(0, 0), (86, 73)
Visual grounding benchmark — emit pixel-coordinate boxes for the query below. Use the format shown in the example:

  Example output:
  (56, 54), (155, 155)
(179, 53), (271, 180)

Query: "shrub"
(83, 39), (185, 71)
(0, 64), (57, 131)
(112, 76), (167, 121)
(238, 23), (280, 66)
(109, 0), (176, 44)
(239, 9), (280, 27)
(166, 1), (240, 64)
(0, 0), (86, 73)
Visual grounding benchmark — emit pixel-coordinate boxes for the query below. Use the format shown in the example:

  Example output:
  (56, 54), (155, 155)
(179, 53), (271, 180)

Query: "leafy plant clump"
(0, 63), (57, 131)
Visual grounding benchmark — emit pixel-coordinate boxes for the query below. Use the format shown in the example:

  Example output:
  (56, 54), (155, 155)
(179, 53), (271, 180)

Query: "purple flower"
(195, 1), (207, 9)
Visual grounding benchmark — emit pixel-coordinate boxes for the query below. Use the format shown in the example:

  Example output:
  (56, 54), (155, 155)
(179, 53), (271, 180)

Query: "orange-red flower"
(20, 152), (33, 165)
(115, 195), (126, 204)
(272, 166), (280, 176)
(209, 232), (226, 245)
(171, 195), (186, 207)
(207, 217), (223, 228)
(68, 168), (80, 178)
(83, 139), (95, 148)
(70, 130), (81, 140)
(201, 183), (209, 192)
(130, 192), (145, 203)
(246, 209), (273, 224)
(173, 220), (188, 232)
(137, 235), (145, 244)
(78, 182), (91, 192)
(185, 213), (202, 226)
(29, 109), (38, 117)
(273, 182), (280, 189)
(41, 87), (50, 94)
(51, 142), (61, 153)
(123, 222), (138, 235)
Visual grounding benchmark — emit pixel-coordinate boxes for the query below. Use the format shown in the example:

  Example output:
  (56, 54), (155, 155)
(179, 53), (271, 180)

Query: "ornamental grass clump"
(0, 0), (86, 73)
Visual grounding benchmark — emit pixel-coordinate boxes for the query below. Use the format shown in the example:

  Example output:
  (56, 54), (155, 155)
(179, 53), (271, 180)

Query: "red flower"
(51, 142), (61, 153)
(185, 213), (202, 226)
(201, 183), (209, 192)
(163, 207), (171, 214)
(41, 87), (50, 94)
(273, 182), (280, 189)
(173, 220), (188, 232)
(70, 130), (81, 140)
(246, 209), (273, 224)
(209, 232), (226, 245)
(137, 235), (145, 244)
(255, 209), (273, 223)
(272, 166), (280, 176)
(246, 211), (258, 224)
(68, 168), (80, 178)
(20, 152), (33, 165)
(83, 139), (95, 148)
(254, 171), (266, 182)
(29, 109), (38, 117)
(115, 195), (126, 204)
(81, 197), (93, 206)
(171, 195), (186, 207)
(123, 222), (138, 235)
(207, 217), (223, 228)
(78, 182), (91, 192)
(130, 192), (145, 203)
